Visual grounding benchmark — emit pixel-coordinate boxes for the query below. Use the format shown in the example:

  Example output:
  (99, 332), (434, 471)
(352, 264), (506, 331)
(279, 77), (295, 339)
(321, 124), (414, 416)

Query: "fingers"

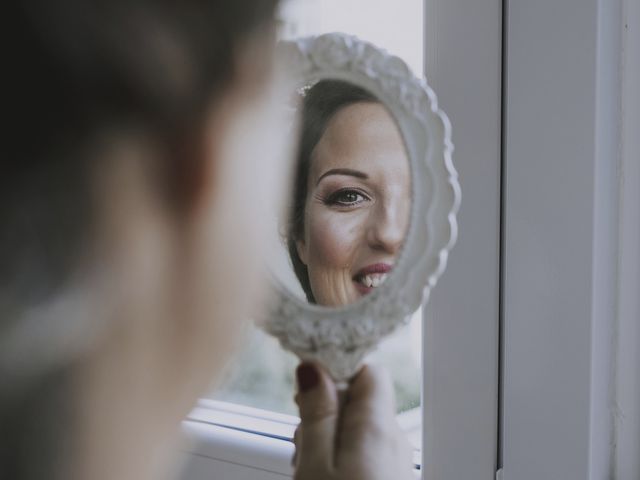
(293, 363), (413, 480)
(294, 362), (339, 472)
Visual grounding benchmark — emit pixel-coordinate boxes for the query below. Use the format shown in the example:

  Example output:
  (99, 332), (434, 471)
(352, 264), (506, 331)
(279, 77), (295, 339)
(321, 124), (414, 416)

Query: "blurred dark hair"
(287, 80), (378, 302)
(1, 1), (279, 478)
(3, 0), (278, 314)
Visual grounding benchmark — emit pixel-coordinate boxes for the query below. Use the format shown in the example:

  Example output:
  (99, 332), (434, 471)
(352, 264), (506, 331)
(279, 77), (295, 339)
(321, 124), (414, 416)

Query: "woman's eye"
(326, 189), (369, 206)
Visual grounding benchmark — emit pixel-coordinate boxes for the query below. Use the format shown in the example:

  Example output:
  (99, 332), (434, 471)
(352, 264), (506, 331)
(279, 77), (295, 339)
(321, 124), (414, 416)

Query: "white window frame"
(181, 401), (297, 479)
(422, 0), (503, 478)
(181, 400), (423, 479)
(180, 0), (504, 478)
(501, 0), (639, 479)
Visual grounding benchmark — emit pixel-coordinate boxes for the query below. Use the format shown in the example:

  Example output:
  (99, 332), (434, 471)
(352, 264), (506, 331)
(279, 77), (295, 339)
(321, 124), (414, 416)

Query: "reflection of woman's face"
(296, 102), (410, 306)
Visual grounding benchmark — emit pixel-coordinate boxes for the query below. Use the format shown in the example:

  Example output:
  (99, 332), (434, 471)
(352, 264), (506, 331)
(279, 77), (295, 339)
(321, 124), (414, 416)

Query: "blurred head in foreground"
(1, 1), (285, 479)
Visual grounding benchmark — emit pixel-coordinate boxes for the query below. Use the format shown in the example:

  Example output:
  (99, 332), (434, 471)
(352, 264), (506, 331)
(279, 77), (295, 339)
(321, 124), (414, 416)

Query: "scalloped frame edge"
(261, 33), (460, 382)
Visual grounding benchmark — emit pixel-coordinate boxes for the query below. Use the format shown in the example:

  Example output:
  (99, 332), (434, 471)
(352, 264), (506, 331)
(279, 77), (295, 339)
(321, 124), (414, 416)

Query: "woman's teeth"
(357, 273), (388, 288)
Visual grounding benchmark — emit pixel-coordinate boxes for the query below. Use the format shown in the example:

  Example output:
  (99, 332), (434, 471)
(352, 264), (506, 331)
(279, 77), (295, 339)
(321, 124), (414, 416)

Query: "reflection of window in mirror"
(276, 0), (423, 74)
(205, 0), (424, 450)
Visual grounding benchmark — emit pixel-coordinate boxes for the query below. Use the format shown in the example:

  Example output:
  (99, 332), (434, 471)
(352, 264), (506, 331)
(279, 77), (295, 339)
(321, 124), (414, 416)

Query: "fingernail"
(296, 363), (319, 393)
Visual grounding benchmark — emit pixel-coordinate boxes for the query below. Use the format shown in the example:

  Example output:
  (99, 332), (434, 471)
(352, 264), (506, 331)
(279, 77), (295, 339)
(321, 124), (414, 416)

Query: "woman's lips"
(353, 263), (393, 295)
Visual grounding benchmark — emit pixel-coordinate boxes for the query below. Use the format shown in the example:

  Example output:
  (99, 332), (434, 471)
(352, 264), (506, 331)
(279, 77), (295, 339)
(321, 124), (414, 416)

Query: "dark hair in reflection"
(287, 80), (378, 303)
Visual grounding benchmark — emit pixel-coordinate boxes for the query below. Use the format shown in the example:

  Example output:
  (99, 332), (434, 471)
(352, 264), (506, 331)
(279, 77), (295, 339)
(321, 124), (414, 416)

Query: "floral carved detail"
(263, 33), (460, 383)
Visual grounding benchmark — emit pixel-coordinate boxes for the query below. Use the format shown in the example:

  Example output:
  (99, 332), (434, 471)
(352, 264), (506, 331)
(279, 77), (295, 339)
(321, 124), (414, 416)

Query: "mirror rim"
(261, 33), (460, 381)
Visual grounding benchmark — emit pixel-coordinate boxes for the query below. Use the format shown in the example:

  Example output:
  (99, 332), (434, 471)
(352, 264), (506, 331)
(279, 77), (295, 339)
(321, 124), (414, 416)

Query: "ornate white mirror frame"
(261, 33), (460, 382)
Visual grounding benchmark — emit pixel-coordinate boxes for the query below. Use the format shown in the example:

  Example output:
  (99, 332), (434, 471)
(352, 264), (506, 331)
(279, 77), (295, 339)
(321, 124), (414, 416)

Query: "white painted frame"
(423, 0), (503, 479)
(615, 1), (640, 477)
(501, 0), (639, 479)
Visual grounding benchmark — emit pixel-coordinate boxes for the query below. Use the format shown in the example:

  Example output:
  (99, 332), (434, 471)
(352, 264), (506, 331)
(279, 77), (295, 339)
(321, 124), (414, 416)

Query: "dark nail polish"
(296, 363), (319, 392)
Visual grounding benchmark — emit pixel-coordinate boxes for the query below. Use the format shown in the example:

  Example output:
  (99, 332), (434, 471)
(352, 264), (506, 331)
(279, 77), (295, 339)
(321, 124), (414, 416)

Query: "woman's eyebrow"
(316, 168), (368, 185)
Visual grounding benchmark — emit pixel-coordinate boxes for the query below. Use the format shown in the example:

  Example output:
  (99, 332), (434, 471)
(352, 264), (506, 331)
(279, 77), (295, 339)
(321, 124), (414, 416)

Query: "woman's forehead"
(310, 102), (408, 180)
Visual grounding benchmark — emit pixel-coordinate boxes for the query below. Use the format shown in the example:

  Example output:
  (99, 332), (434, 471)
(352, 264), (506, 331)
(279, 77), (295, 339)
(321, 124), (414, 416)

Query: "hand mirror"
(260, 33), (460, 382)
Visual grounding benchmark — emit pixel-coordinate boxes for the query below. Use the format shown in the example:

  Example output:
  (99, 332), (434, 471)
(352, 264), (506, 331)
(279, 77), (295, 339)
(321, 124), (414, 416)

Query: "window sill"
(181, 399), (421, 478)
(182, 400), (297, 477)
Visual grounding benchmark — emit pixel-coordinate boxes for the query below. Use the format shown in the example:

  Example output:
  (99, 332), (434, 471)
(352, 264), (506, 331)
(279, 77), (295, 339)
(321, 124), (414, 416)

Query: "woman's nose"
(366, 201), (408, 254)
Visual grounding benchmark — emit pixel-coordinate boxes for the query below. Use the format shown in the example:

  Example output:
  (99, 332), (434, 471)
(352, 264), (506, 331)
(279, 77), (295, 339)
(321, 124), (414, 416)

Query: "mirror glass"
(268, 79), (411, 307)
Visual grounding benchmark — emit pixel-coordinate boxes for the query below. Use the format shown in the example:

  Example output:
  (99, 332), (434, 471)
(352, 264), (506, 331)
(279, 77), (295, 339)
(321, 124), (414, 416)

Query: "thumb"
(294, 362), (339, 472)
(344, 364), (396, 418)
(338, 364), (398, 450)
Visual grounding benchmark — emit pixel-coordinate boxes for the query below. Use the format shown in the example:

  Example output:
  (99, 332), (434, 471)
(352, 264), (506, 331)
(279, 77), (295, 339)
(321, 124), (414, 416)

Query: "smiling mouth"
(353, 263), (393, 292)
(354, 272), (388, 288)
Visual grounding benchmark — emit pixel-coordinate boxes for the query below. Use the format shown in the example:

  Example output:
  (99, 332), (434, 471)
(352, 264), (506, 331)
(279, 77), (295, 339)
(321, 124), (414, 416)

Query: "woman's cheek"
(306, 209), (364, 269)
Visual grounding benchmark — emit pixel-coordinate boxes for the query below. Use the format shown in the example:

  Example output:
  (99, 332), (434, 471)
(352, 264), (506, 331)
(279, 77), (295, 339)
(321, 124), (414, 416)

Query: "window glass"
(212, 311), (421, 415)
